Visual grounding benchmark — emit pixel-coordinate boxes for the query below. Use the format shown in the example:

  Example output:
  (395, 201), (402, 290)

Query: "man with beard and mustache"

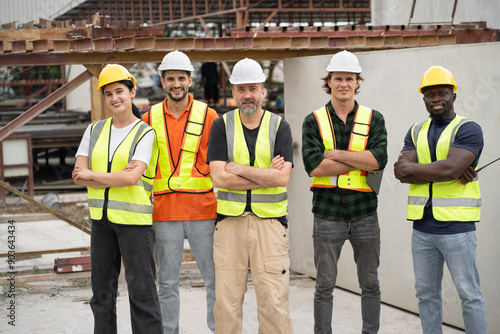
(207, 58), (294, 334)
(302, 50), (387, 334)
(141, 50), (218, 334)
(394, 66), (488, 333)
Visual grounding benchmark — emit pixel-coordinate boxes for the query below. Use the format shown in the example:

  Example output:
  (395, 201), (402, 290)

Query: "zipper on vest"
(103, 161), (111, 219)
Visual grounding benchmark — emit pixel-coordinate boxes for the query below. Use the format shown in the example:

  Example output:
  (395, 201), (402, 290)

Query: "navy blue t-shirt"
(402, 115), (484, 234)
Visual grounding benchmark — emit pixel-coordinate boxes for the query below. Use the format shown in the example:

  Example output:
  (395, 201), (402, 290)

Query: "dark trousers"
(90, 218), (162, 334)
(313, 213), (381, 334)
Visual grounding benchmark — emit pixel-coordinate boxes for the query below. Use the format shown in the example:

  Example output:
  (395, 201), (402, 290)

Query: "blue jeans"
(154, 220), (216, 334)
(313, 214), (381, 334)
(412, 229), (488, 334)
(90, 219), (162, 334)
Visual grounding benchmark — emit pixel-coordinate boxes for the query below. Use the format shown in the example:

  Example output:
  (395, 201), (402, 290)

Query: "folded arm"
(72, 156), (147, 188)
(210, 155), (291, 190)
(310, 149), (380, 177)
(394, 147), (477, 184)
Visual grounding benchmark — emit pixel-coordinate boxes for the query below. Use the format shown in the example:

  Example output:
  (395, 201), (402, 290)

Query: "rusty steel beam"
(0, 247), (89, 259)
(0, 180), (91, 235)
(248, 8), (371, 12)
(0, 70), (93, 142)
(151, 6), (248, 26)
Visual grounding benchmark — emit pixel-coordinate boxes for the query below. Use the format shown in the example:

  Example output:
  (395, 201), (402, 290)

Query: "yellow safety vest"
(407, 114), (481, 221)
(217, 109), (288, 218)
(149, 100), (213, 194)
(87, 118), (158, 225)
(310, 104), (373, 192)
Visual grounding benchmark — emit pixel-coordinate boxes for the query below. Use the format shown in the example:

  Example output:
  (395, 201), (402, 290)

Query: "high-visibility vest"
(148, 100), (213, 195)
(407, 114), (481, 221)
(87, 118), (158, 225)
(217, 109), (288, 218)
(310, 104), (373, 192)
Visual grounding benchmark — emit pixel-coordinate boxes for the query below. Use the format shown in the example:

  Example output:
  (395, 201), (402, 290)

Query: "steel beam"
(0, 180), (91, 235)
(0, 247), (89, 259)
(0, 70), (93, 142)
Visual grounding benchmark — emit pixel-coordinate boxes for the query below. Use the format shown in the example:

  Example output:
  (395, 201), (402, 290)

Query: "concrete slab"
(0, 219), (90, 273)
(1, 274), (465, 333)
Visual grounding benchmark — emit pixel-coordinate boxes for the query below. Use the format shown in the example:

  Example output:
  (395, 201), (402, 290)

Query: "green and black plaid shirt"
(302, 101), (388, 222)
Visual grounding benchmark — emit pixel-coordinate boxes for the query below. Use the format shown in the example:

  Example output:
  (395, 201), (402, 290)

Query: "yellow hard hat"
(419, 66), (457, 93)
(96, 64), (137, 90)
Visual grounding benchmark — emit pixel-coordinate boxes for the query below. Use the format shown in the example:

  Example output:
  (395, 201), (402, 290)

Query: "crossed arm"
(209, 155), (292, 190)
(72, 156), (147, 188)
(309, 149), (380, 177)
(393, 147), (477, 185)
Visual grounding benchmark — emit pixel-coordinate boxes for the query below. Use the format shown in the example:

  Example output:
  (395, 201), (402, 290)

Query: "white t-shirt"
(75, 120), (155, 167)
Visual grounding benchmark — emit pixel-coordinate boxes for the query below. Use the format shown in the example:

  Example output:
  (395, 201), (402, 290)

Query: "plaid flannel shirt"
(301, 101), (388, 222)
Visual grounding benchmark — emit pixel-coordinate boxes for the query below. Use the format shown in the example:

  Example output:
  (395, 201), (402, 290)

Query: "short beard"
(429, 109), (451, 121)
(239, 99), (260, 116)
(167, 89), (188, 102)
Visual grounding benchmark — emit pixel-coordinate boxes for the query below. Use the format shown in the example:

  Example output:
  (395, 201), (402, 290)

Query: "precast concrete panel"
(285, 42), (500, 331)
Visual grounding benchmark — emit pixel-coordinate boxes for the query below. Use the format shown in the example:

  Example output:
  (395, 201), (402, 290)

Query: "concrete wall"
(284, 42), (500, 331)
(65, 65), (91, 112)
(372, 0), (500, 29)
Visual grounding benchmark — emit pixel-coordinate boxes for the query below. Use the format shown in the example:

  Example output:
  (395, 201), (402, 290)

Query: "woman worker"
(72, 64), (162, 333)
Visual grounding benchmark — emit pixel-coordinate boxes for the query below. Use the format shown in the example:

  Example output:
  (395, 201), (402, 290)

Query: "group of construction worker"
(72, 49), (488, 334)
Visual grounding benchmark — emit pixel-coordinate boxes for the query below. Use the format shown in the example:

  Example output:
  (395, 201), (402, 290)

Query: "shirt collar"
(326, 100), (359, 121)
(163, 93), (193, 118)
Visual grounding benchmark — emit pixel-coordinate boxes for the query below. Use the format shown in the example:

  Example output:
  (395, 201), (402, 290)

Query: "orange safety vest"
(148, 100), (213, 194)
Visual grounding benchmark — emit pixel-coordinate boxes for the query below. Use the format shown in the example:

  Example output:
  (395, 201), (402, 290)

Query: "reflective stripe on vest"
(149, 100), (213, 194)
(87, 118), (157, 225)
(217, 109), (288, 218)
(407, 114), (481, 221)
(310, 104), (373, 192)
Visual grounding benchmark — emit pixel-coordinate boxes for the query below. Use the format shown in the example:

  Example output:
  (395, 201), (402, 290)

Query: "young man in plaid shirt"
(301, 51), (388, 334)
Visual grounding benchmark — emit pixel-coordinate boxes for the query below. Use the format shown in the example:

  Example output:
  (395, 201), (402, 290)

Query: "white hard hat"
(229, 58), (266, 85)
(158, 50), (194, 76)
(326, 50), (362, 73)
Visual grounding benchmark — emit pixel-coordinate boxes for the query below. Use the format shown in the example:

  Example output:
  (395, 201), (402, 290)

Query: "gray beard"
(240, 105), (258, 116)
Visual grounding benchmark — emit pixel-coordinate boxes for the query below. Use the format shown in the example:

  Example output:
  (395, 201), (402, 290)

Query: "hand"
(457, 166), (477, 185)
(72, 166), (93, 181)
(124, 161), (138, 172)
(394, 154), (414, 180)
(269, 155), (285, 170)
